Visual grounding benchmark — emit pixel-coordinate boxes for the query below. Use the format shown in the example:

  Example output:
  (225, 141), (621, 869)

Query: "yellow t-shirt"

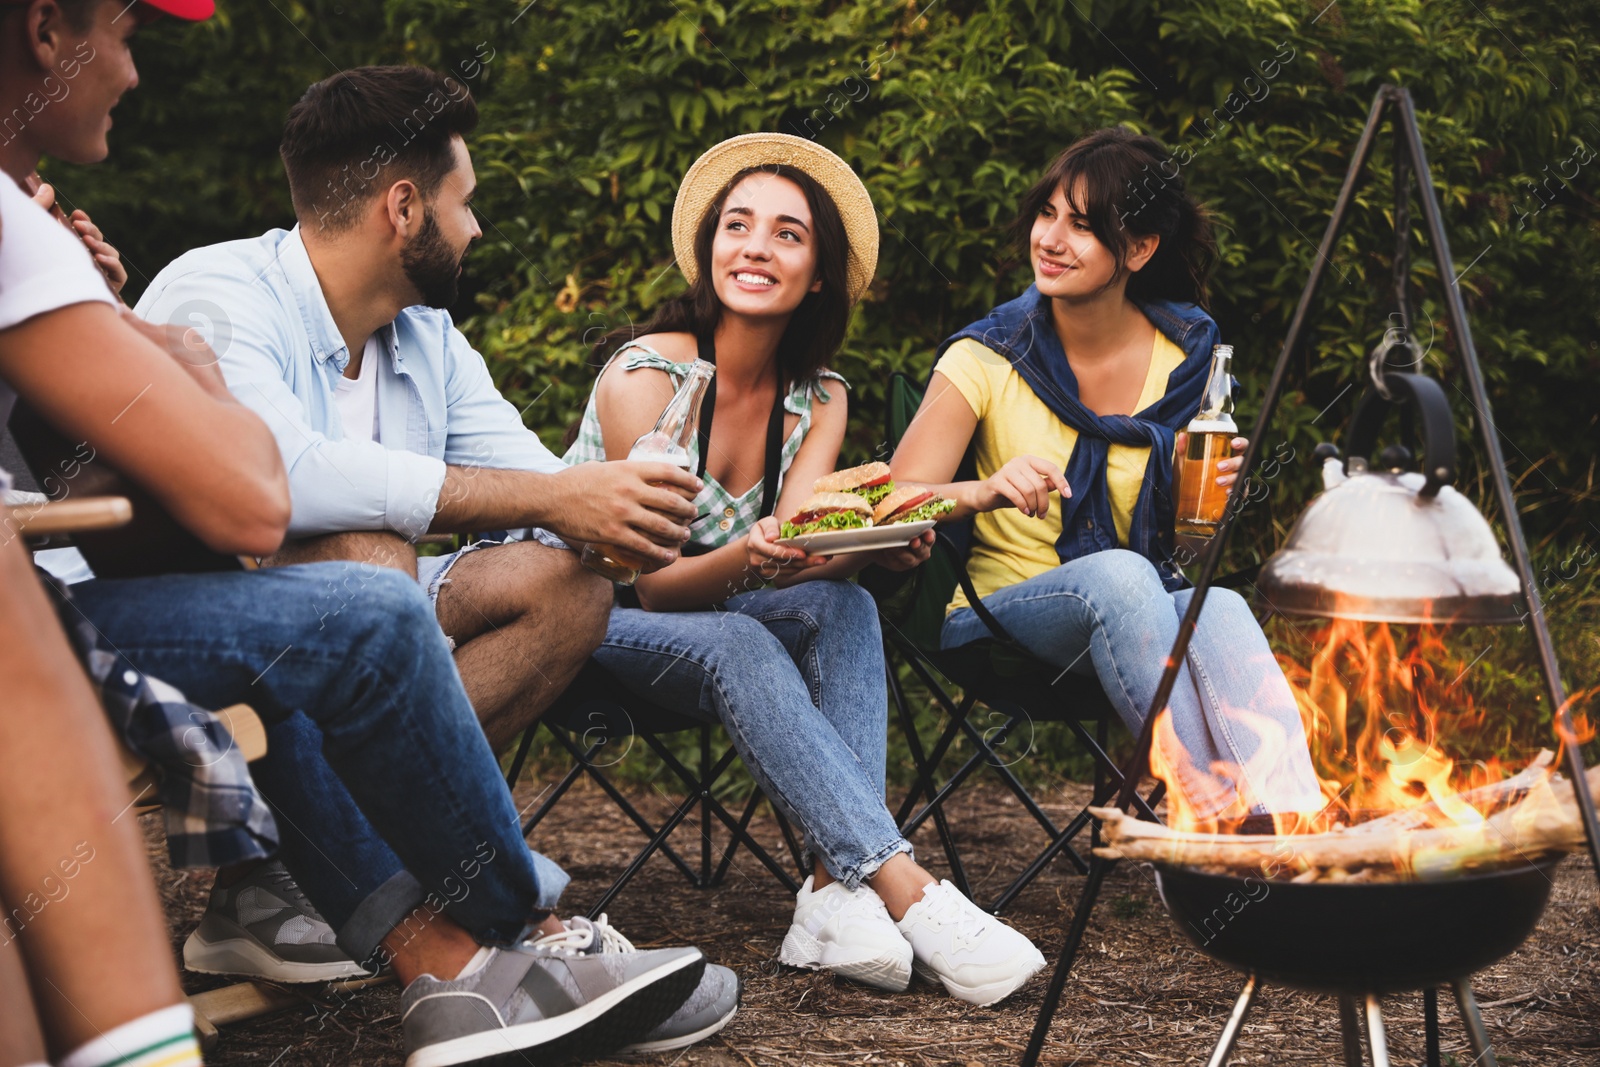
(935, 334), (1185, 614)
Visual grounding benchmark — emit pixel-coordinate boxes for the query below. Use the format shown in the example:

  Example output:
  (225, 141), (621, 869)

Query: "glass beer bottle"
(1175, 344), (1238, 537)
(580, 359), (715, 584)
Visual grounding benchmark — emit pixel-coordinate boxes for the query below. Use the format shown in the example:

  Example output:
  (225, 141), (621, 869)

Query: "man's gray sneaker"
(542, 916), (739, 1054)
(183, 860), (369, 982)
(400, 940), (704, 1067)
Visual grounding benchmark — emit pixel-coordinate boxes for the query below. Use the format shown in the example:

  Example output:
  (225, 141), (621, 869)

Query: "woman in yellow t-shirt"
(892, 128), (1323, 825)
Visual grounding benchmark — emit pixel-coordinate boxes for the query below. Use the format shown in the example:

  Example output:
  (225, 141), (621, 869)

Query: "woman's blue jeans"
(68, 562), (566, 964)
(941, 549), (1324, 817)
(595, 579), (911, 889)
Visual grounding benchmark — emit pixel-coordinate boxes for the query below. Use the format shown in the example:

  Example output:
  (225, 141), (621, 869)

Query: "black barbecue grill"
(1154, 855), (1564, 1065)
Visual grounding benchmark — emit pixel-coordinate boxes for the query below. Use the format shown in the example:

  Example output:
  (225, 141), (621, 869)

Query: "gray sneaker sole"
(183, 926), (369, 983)
(619, 971), (741, 1054)
(404, 951), (706, 1067)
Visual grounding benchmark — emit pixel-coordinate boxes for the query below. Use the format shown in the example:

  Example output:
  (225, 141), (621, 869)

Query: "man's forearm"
(428, 464), (558, 534)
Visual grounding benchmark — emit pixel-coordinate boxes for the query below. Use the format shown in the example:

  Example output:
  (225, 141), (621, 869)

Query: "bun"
(873, 485), (935, 523)
(812, 462), (891, 494)
(793, 491), (874, 519)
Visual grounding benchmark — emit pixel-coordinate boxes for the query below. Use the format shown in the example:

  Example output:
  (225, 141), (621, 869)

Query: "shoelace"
(920, 885), (988, 951)
(526, 913), (637, 957)
(261, 862), (331, 922)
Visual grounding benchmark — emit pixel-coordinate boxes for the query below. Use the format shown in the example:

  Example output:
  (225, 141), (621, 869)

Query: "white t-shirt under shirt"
(0, 174), (118, 491)
(333, 336), (381, 442)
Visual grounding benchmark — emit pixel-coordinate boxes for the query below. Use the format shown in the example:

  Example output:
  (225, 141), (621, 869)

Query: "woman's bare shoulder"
(625, 331), (699, 364)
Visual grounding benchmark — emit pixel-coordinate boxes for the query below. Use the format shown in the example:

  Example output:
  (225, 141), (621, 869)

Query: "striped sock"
(58, 1003), (202, 1067)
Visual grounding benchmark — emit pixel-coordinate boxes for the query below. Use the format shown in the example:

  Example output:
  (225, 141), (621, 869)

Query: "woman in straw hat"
(564, 133), (1045, 1005)
(889, 128), (1324, 826)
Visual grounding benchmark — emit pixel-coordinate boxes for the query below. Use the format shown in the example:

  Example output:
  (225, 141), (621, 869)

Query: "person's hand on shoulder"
(29, 183), (128, 296)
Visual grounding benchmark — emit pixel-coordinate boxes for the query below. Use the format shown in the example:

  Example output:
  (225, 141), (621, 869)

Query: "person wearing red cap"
(0, 0), (212, 291)
(0, 3), (213, 1065)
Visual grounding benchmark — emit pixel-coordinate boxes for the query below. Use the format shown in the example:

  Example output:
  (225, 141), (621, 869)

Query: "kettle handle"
(1345, 372), (1456, 498)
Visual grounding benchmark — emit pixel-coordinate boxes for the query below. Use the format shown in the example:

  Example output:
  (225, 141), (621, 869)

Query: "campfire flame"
(1147, 615), (1593, 877)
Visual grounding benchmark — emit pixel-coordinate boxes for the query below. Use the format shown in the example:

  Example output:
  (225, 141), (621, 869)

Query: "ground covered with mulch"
(148, 775), (1600, 1066)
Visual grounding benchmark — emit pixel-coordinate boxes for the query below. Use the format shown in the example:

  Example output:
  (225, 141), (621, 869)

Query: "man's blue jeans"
(595, 579), (911, 889)
(942, 549), (1324, 818)
(69, 562), (566, 963)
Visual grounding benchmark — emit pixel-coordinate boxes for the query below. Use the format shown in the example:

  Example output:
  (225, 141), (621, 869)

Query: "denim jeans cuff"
(337, 869), (426, 965)
(833, 837), (914, 891)
(529, 849), (570, 911)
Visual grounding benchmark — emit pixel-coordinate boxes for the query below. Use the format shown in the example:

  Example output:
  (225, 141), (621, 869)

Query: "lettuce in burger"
(873, 485), (956, 526)
(780, 491), (875, 538)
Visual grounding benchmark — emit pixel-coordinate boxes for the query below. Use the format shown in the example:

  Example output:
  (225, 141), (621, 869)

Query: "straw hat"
(671, 133), (880, 305)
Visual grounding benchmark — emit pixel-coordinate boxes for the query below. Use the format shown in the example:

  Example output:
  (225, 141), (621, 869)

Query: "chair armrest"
(8, 496), (133, 536)
(936, 533), (1025, 650)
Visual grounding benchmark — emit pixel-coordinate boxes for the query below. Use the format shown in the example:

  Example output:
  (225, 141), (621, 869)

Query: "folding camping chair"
(864, 371), (1167, 913)
(500, 660), (806, 917)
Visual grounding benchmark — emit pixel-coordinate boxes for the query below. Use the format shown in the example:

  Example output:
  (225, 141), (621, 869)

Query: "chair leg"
(1092, 716), (1108, 851)
(990, 733), (1172, 913)
(893, 694), (973, 825)
(546, 726), (699, 885)
(504, 723), (538, 791)
(955, 712), (1060, 840)
(640, 733), (801, 894)
(887, 655), (969, 895)
(773, 806), (806, 877)
(711, 789), (765, 887)
(589, 790), (704, 916)
(700, 726), (713, 887)
(901, 742), (992, 838)
(519, 744), (593, 838)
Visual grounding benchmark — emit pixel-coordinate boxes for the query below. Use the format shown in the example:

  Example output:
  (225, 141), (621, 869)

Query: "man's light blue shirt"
(135, 226), (562, 540)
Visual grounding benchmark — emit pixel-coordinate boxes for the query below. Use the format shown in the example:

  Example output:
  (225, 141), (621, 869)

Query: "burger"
(812, 462), (895, 506)
(780, 492), (875, 538)
(873, 485), (956, 525)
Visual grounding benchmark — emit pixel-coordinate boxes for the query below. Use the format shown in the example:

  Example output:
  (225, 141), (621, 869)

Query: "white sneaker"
(896, 880), (1046, 1006)
(778, 876), (912, 992)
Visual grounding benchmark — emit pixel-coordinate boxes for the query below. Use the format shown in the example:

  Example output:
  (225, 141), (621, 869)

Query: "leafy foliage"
(50, 0), (1600, 768)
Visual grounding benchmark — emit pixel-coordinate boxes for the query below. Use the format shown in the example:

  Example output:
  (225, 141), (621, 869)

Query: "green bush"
(49, 0), (1600, 774)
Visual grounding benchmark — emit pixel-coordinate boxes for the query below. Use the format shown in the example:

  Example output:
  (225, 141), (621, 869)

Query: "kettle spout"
(1321, 456), (1348, 490)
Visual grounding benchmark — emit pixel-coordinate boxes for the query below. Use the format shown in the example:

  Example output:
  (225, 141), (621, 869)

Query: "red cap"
(141, 0), (215, 18)
(0, 0), (215, 18)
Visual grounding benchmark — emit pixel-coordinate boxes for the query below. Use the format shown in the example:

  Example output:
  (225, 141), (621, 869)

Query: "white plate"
(777, 519), (937, 556)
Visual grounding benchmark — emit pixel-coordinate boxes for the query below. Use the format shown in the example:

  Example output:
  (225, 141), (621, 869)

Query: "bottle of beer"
(1174, 344), (1237, 537)
(580, 359), (716, 585)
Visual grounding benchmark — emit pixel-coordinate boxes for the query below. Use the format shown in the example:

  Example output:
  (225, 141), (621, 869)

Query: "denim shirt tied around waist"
(936, 286), (1219, 591)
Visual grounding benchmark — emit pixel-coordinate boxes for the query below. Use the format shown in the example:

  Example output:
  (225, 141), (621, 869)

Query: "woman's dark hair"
(596, 164), (852, 390)
(1012, 127), (1217, 307)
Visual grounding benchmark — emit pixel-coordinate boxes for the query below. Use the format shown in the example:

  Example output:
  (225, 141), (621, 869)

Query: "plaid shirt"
(41, 572), (278, 868)
(564, 343), (845, 549)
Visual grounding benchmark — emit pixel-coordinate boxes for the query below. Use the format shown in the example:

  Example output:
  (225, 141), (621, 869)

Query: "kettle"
(1256, 372), (1522, 625)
